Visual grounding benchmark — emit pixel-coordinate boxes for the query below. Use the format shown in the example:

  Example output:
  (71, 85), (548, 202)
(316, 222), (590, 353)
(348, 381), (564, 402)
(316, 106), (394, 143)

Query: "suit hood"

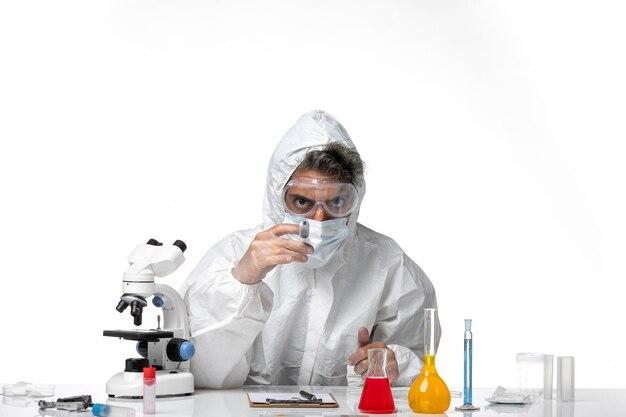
(262, 110), (366, 236)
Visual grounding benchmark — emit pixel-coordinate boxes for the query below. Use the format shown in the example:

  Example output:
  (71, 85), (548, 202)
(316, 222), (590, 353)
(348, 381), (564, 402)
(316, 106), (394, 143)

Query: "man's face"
(283, 169), (358, 222)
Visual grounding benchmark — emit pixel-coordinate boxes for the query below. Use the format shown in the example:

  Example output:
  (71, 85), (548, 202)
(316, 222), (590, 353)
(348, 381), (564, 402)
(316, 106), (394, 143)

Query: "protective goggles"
(281, 178), (359, 218)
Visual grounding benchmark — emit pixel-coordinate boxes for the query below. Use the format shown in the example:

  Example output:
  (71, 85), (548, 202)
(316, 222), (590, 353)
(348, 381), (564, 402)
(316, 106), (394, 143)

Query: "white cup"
(516, 352), (545, 395)
(557, 356), (575, 401)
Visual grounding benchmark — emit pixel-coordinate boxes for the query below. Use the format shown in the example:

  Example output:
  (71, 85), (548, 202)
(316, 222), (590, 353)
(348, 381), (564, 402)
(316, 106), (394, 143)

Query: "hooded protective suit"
(181, 110), (439, 388)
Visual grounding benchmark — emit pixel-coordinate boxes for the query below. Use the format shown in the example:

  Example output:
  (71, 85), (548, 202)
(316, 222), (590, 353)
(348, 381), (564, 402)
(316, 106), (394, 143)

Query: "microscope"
(103, 239), (195, 398)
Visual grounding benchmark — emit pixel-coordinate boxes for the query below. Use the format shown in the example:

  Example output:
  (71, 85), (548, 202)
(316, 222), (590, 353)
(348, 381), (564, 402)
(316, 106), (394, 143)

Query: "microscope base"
(106, 370), (194, 398)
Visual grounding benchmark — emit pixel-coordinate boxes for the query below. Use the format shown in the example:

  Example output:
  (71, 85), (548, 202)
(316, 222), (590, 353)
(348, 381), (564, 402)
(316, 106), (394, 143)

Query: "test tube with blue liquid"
(455, 319), (480, 411)
(92, 403), (135, 417)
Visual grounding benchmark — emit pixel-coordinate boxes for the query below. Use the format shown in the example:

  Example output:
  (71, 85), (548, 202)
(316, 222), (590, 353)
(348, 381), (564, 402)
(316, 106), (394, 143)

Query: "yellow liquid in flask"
(408, 355), (451, 413)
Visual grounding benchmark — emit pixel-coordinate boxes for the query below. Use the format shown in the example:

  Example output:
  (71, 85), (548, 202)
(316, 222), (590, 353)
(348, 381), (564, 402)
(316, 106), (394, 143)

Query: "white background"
(1, 0), (624, 390)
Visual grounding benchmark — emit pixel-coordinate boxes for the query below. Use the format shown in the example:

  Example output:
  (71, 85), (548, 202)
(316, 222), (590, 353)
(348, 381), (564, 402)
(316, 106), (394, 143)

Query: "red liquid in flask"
(358, 376), (396, 414)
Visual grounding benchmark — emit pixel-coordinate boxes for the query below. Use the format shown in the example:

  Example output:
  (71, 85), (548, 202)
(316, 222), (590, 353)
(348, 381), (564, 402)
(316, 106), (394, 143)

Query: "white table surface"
(2, 384), (625, 417)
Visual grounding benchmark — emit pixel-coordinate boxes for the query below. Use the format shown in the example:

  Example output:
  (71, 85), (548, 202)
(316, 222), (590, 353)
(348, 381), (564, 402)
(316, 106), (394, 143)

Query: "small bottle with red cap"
(143, 367), (156, 414)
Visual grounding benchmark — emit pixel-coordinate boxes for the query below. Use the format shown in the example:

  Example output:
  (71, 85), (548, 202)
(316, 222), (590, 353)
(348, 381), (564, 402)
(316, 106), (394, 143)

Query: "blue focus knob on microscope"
(136, 341), (148, 358)
(152, 296), (164, 307)
(166, 338), (195, 362)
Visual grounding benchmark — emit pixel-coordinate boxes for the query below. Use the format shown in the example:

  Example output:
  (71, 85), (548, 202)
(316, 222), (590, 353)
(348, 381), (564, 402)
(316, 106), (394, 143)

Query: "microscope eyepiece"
(173, 240), (187, 253)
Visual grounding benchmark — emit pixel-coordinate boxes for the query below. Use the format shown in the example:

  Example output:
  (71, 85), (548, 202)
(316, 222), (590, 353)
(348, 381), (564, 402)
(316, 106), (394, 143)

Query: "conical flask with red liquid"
(358, 348), (396, 414)
(408, 308), (451, 413)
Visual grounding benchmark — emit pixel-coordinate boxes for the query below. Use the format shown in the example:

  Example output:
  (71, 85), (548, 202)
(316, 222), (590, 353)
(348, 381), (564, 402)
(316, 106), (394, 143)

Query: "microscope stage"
(103, 329), (175, 341)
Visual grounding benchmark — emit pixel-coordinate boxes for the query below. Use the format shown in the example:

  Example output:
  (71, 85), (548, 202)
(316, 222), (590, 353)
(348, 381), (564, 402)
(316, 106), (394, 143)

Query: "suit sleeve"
(180, 231), (274, 389)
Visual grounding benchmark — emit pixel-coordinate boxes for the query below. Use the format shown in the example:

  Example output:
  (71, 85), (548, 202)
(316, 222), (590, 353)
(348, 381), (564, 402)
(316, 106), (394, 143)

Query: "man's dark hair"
(296, 142), (365, 186)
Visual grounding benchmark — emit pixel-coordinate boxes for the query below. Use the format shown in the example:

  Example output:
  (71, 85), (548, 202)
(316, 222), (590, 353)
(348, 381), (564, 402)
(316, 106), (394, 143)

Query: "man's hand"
(232, 223), (313, 285)
(348, 327), (399, 384)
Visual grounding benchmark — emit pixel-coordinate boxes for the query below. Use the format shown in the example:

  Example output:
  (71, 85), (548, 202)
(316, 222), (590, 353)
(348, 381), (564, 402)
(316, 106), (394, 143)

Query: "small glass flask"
(358, 348), (396, 414)
(408, 308), (451, 413)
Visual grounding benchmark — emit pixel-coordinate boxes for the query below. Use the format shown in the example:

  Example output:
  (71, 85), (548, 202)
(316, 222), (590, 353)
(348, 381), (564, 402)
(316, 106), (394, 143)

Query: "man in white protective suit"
(181, 110), (440, 388)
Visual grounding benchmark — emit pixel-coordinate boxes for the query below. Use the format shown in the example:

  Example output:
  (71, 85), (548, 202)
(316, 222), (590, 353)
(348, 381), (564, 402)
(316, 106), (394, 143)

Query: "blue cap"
(179, 341), (195, 361)
(152, 296), (164, 307)
(92, 403), (110, 417)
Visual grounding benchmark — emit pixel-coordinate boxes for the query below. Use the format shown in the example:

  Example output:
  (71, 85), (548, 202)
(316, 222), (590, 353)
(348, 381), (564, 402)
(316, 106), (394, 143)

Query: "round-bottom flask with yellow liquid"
(408, 308), (451, 414)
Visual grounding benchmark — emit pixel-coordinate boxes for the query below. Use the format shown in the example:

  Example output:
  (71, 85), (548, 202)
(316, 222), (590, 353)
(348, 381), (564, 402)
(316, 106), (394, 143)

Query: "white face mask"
(283, 213), (350, 268)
